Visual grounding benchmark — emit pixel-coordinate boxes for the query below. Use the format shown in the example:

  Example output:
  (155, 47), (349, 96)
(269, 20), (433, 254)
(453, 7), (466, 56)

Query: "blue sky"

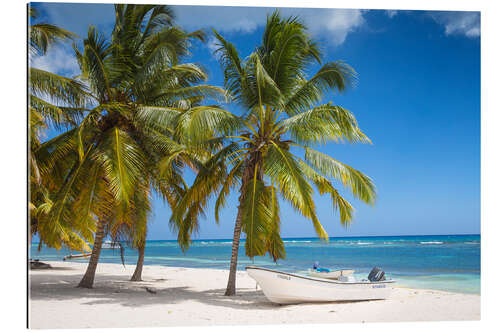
(30, 2), (480, 239)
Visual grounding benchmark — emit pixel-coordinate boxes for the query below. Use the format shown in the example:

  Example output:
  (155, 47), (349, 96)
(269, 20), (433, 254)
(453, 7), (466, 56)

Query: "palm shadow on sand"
(30, 269), (379, 310)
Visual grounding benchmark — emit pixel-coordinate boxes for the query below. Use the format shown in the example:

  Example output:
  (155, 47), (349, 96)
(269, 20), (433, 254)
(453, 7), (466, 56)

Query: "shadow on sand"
(30, 269), (379, 311)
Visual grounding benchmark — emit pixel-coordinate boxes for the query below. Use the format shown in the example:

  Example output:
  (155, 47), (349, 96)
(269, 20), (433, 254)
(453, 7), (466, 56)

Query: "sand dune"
(29, 261), (480, 329)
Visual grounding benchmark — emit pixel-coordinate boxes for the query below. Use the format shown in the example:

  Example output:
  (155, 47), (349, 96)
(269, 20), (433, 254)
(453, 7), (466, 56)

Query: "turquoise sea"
(31, 234), (480, 295)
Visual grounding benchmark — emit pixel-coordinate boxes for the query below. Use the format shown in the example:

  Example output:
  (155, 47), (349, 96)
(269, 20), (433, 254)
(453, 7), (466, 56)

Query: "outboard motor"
(313, 261), (320, 270)
(368, 267), (386, 282)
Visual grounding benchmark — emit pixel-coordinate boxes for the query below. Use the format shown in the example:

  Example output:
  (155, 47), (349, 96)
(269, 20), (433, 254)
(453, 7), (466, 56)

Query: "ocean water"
(31, 234), (480, 295)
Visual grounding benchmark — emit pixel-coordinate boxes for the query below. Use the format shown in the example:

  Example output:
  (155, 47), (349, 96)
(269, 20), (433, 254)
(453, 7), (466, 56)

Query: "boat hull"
(246, 266), (395, 304)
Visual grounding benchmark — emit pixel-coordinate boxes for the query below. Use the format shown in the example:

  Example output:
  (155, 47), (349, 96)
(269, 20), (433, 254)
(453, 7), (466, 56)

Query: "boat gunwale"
(245, 266), (396, 285)
(308, 268), (356, 275)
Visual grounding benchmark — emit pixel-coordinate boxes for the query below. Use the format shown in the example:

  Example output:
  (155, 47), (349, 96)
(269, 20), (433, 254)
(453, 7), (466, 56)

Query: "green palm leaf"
(174, 105), (240, 143)
(259, 11), (321, 97)
(212, 29), (246, 100)
(264, 143), (328, 239)
(282, 103), (371, 145)
(44, 147), (94, 250)
(29, 6), (76, 56)
(75, 26), (113, 102)
(299, 160), (354, 225)
(29, 68), (89, 107)
(304, 148), (376, 205)
(95, 127), (146, 205)
(214, 158), (244, 223)
(240, 165), (273, 258)
(265, 185), (285, 262)
(284, 62), (356, 115)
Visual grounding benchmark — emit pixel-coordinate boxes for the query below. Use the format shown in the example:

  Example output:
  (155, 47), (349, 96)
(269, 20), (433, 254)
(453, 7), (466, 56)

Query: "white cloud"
(386, 10), (398, 18)
(174, 6), (366, 47)
(34, 4), (367, 53)
(174, 6), (266, 34)
(207, 36), (219, 54)
(430, 11), (480, 38)
(302, 8), (364, 46)
(30, 45), (80, 78)
(206, 35), (222, 59)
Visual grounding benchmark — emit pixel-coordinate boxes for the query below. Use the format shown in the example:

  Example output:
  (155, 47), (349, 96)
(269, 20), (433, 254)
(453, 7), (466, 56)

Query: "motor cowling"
(368, 267), (386, 281)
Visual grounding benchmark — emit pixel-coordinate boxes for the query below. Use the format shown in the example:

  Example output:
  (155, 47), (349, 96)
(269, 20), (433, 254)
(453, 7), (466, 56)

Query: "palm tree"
(38, 4), (235, 288)
(171, 12), (376, 296)
(110, 4), (236, 282)
(29, 6), (92, 251)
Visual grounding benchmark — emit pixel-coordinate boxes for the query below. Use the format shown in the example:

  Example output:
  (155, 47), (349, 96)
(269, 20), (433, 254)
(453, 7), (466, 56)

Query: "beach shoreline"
(29, 261), (480, 329)
(30, 234), (481, 295)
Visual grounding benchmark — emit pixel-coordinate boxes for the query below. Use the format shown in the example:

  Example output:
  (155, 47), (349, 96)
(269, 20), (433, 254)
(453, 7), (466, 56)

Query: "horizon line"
(145, 232), (480, 242)
(30, 233), (480, 244)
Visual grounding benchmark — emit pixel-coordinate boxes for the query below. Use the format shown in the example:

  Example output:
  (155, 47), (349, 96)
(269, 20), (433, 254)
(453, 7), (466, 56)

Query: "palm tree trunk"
(224, 206), (243, 296)
(224, 156), (261, 296)
(130, 244), (145, 281)
(78, 219), (105, 288)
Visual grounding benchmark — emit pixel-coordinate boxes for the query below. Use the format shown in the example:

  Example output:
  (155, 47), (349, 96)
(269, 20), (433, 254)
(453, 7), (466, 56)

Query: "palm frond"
(259, 11), (321, 97)
(304, 148), (376, 205)
(94, 127), (146, 205)
(246, 52), (283, 111)
(43, 147), (96, 251)
(30, 95), (86, 129)
(265, 185), (285, 262)
(282, 103), (371, 145)
(29, 22), (76, 56)
(76, 26), (113, 102)
(214, 157), (244, 223)
(212, 29), (245, 101)
(174, 105), (240, 143)
(285, 62), (357, 115)
(169, 143), (241, 248)
(135, 105), (182, 133)
(299, 160), (354, 225)
(240, 165), (273, 258)
(34, 128), (79, 181)
(153, 85), (229, 106)
(264, 143), (328, 239)
(29, 68), (89, 107)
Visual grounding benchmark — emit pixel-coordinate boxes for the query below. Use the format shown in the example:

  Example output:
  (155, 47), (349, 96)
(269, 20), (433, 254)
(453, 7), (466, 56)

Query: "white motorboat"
(101, 241), (121, 249)
(308, 268), (355, 280)
(63, 241), (119, 260)
(246, 266), (395, 304)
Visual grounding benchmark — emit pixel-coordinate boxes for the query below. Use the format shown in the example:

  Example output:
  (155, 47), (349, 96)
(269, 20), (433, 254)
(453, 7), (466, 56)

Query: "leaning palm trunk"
(225, 158), (261, 296)
(224, 207), (243, 296)
(130, 244), (145, 281)
(78, 220), (105, 288)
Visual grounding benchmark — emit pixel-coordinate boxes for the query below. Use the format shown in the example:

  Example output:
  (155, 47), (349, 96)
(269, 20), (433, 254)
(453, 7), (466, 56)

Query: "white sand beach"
(29, 261), (480, 329)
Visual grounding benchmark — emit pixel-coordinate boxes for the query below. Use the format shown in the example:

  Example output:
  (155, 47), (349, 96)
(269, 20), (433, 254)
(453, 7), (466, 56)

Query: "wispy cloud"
(429, 11), (480, 38)
(304, 8), (365, 46)
(206, 36), (219, 53)
(33, 3), (368, 51)
(32, 3), (368, 56)
(175, 6), (366, 47)
(205, 35), (221, 59)
(30, 45), (80, 78)
(175, 6), (263, 34)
